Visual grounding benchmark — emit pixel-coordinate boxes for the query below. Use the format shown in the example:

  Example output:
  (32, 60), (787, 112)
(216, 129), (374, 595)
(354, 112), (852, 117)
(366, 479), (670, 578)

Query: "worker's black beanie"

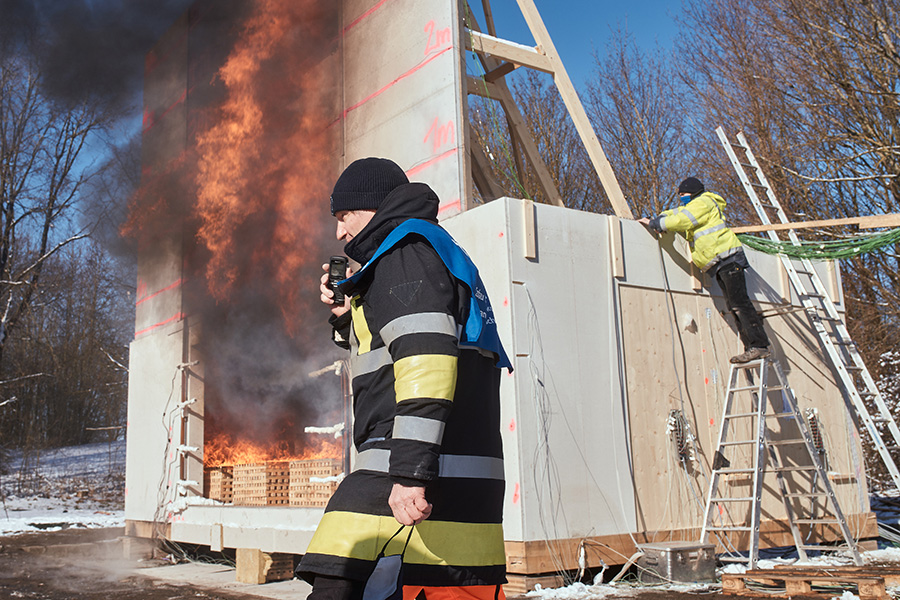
(678, 177), (705, 197)
(330, 157), (409, 215)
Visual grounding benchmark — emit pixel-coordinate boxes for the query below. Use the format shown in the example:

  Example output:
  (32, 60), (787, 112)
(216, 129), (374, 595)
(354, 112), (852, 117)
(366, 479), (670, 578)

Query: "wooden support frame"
(731, 213), (900, 233)
(464, 9), (564, 207)
(463, 0), (634, 218)
(469, 124), (506, 202)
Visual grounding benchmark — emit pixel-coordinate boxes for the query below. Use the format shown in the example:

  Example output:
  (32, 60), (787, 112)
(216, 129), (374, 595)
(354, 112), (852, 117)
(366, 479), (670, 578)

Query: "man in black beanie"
(640, 177), (771, 363)
(297, 157), (512, 600)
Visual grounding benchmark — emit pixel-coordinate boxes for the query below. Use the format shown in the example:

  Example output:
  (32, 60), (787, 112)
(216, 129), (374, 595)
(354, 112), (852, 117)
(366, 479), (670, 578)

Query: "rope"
(737, 228), (900, 259)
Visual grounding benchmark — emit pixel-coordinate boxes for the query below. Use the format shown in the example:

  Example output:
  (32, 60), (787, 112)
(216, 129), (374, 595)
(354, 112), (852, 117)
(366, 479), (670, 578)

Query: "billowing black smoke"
(0, 0), (195, 108)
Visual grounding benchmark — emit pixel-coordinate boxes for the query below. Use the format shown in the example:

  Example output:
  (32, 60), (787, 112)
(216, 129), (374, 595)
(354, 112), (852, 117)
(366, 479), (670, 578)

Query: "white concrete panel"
(125, 319), (186, 522)
(342, 0), (467, 217)
(443, 198), (637, 543)
(171, 505), (322, 554)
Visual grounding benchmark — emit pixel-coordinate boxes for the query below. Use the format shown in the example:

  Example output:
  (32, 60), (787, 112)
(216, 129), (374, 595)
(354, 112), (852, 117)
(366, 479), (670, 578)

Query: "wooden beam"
(465, 13), (563, 206)
(731, 213), (900, 233)
(483, 61), (517, 82)
(465, 30), (554, 73)
(469, 126), (506, 202)
(481, 0), (498, 36)
(514, 0), (634, 219)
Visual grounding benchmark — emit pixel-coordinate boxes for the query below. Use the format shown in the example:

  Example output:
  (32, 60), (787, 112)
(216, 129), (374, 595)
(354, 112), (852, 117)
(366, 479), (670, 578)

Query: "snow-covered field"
(0, 440), (125, 535)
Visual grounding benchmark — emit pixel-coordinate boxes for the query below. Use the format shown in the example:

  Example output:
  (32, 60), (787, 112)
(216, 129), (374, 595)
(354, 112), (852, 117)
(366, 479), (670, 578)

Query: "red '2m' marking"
(424, 20), (452, 55)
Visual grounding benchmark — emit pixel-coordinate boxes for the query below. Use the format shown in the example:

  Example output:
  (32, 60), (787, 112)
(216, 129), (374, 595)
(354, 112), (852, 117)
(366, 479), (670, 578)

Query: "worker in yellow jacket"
(640, 177), (771, 364)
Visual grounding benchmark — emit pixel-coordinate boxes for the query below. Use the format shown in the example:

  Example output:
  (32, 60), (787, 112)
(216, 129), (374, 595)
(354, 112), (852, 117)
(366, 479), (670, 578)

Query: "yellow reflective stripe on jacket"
(306, 511), (506, 566)
(661, 192), (743, 271)
(350, 296), (372, 354)
(394, 354), (457, 402)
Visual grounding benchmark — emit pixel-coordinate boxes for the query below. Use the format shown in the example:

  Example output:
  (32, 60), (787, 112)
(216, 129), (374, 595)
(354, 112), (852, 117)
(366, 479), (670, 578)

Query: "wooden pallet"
(722, 567), (893, 600)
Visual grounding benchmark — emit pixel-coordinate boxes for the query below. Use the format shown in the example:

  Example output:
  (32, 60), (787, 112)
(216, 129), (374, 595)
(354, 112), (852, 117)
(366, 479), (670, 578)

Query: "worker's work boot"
(730, 347), (771, 364)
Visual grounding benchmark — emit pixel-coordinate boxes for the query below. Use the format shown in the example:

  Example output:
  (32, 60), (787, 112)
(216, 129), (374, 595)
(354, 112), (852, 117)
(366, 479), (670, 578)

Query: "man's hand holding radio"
(320, 260), (351, 317)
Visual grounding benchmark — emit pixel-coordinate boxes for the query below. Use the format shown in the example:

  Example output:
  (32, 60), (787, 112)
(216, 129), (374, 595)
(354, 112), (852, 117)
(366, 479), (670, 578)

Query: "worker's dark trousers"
(715, 262), (770, 350)
(308, 575), (365, 600)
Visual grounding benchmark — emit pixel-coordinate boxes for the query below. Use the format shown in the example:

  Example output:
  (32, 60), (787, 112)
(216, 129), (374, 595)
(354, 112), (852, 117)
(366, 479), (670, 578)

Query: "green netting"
(737, 228), (900, 259)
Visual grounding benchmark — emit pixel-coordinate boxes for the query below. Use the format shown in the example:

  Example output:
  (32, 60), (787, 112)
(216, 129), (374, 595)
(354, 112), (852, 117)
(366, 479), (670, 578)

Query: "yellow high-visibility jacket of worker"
(650, 191), (743, 272)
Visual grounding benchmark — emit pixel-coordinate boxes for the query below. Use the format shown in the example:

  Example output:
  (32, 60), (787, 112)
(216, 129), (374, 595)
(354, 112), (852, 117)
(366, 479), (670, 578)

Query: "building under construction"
(125, 0), (887, 590)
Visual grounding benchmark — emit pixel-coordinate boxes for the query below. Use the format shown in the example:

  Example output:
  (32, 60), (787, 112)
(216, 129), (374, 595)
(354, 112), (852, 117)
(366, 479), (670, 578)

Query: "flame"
(130, 2), (346, 478)
(205, 430), (341, 467)
(194, 0), (340, 333)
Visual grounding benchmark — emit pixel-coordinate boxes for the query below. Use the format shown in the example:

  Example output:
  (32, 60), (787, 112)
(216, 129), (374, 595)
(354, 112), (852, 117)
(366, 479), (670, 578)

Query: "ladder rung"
(772, 466), (816, 473)
(738, 162), (758, 170)
(817, 315), (843, 323)
(716, 468), (756, 474)
(724, 411), (760, 419)
(720, 439), (757, 447)
(764, 412), (796, 419)
(729, 384), (762, 393)
(767, 439), (808, 446)
(801, 292), (826, 299)
(712, 497), (755, 502)
(706, 526), (753, 532)
(798, 544), (851, 551)
(718, 556), (750, 563)
(793, 518), (839, 525)
(750, 182), (768, 189)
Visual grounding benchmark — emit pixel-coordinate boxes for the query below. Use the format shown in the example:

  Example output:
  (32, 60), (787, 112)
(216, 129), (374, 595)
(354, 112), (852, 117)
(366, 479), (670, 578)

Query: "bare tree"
(677, 0), (900, 486)
(0, 54), (107, 371)
(585, 28), (696, 217)
(468, 71), (608, 211)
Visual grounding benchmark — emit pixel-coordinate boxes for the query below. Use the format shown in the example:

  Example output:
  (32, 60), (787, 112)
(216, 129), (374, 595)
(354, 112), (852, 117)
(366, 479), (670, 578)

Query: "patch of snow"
(525, 582), (626, 599)
(1, 440), (125, 536)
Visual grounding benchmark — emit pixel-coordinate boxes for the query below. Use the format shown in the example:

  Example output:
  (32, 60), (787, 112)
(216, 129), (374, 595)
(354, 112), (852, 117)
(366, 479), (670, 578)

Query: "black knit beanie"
(330, 157), (409, 215)
(678, 177), (705, 197)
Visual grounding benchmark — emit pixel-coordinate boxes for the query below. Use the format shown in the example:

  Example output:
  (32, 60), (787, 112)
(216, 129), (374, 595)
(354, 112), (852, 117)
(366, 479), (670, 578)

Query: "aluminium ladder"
(700, 357), (862, 568)
(716, 126), (900, 491)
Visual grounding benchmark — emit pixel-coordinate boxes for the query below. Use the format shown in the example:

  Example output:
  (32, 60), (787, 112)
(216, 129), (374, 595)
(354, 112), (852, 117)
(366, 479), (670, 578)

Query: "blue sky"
(470, 0), (681, 88)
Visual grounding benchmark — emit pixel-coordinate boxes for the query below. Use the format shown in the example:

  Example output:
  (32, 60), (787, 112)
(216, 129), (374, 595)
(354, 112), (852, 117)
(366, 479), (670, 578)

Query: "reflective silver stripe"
(380, 312), (458, 348)
(353, 449), (504, 480)
(354, 448), (391, 472)
(350, 346), (392, 378)
(439, 455), (505, 479)
(694, 222), (726, 240)
(393, 416), (445, 445)
(673, 206), (700, 227)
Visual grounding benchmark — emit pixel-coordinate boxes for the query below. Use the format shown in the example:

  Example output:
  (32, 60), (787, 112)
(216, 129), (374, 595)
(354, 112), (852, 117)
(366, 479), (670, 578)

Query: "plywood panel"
(619, 284), (870, 544)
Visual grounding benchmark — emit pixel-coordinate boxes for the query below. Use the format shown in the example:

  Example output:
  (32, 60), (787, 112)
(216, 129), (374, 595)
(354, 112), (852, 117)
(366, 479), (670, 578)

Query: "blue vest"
(342, 219), (512, 371)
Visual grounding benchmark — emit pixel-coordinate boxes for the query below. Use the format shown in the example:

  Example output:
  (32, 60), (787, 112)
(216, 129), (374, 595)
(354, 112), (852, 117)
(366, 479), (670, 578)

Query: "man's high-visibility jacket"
(651, 191), (743, 272)
(296, 182), (510, 588)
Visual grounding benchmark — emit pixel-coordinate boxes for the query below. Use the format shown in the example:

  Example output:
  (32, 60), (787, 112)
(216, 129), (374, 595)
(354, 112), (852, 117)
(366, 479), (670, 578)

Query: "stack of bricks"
(204, 466), (234, 503)
(232, 461), (291, 506)
(289, 458), (343, 507)
(208, 457), (343, 506)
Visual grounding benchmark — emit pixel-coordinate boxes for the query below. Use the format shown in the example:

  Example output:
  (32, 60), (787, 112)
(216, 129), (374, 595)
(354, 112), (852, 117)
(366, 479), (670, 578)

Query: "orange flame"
(194, 0), (340, 332)
(205, 430), (341, 467)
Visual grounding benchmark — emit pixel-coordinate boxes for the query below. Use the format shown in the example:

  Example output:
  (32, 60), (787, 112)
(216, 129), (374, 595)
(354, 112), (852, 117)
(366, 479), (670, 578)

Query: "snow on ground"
(0, 440), (125, 536)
